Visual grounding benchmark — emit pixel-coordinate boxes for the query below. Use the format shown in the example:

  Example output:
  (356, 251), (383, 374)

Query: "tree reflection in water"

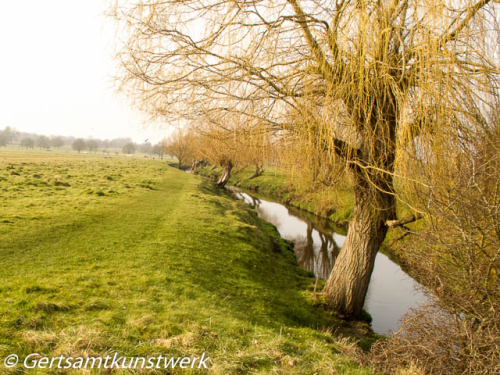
(229, 186), (427, 335)
(294, 223), (340, 279)
(230, 187), (341, 279)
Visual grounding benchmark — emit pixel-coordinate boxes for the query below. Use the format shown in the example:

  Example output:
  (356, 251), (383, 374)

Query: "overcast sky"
(0, 1), (169, 143)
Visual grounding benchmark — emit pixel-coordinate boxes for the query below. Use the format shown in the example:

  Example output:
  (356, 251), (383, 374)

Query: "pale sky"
(0, 1), (169, 143)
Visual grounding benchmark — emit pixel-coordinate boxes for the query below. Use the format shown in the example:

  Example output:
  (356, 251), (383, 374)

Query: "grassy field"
(0, 150), (375, 374)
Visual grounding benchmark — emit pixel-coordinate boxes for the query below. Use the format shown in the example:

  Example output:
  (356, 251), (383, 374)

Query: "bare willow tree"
(197, 129), (239, 187)
(112, 0), (499, 317)
(192, 110), (267, 187)
(163, 129), (196, 168)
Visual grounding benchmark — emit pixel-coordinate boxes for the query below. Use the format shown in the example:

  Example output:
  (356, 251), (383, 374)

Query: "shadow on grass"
(182, 180), (341, 332)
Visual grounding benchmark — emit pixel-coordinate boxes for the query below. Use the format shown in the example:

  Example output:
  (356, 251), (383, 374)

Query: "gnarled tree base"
(323, 175), (395, 318)
(217, 161), (233, 188)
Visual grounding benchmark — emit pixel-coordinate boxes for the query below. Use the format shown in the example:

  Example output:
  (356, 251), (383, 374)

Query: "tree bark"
(190, 159), (205, 173)
(217, 160), (233, 188)
(324, 171), (396, 318)
(324, 93), (398, 318)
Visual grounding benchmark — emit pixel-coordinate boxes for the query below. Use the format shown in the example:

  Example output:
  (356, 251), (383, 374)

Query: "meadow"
(0, 150), (374, 374)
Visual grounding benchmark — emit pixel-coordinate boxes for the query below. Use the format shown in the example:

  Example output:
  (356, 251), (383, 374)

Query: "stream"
(228, 186), (427, 335)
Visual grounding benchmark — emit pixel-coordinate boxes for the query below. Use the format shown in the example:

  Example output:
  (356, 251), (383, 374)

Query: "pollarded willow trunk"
(324, 95), (398, 318)
(248, 164), (264, 180)
(190, 159), (205, 173)
(190, 160), (199, 172)
(324, 172), (395, 317)
(217, 160), (233, 188)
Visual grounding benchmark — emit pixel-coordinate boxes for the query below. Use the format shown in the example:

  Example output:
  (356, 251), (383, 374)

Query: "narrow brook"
(229, 186), (427, 335)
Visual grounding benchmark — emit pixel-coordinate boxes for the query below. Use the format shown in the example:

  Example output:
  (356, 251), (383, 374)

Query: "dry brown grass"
(369, 126), (500, 374)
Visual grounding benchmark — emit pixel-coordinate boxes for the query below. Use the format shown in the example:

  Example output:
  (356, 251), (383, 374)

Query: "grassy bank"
(195, 164), (425, 266)
(0, 150), (375, 374)
(196, 165), (354, 226)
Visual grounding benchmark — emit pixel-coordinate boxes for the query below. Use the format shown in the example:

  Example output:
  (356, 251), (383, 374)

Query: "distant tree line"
(0, 127), (16, 147)
(0, 126), (163, 156)
(69, 138), (162, 157)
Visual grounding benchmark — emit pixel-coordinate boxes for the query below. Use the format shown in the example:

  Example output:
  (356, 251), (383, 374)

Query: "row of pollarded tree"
(162, 112), (272, 188)
(113, 1), (500, 372)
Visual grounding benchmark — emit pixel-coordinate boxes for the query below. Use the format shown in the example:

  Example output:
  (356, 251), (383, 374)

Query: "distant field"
(0, 150), (373, 374)
(1, 144), (166, 158)
(0, 150), (166, 235)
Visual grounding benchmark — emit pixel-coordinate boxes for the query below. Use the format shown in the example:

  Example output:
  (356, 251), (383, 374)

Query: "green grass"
(0, 150), (374, 374)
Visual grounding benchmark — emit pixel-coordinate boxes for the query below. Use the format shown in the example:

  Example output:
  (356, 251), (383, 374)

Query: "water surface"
(230, 187), (426, 335)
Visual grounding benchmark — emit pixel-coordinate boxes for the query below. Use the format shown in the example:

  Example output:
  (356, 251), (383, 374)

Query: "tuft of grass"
(53, 180), (71, 187)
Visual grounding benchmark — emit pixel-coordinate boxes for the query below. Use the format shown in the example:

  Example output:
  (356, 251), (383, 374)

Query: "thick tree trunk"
(324, 172), (395, 318)
(190, 160), (199, 173)
(217, 161), (233, 188)
(248, 164), (264, 180)
(190, 159), (205, 173)
(322, 87), (399, 318)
